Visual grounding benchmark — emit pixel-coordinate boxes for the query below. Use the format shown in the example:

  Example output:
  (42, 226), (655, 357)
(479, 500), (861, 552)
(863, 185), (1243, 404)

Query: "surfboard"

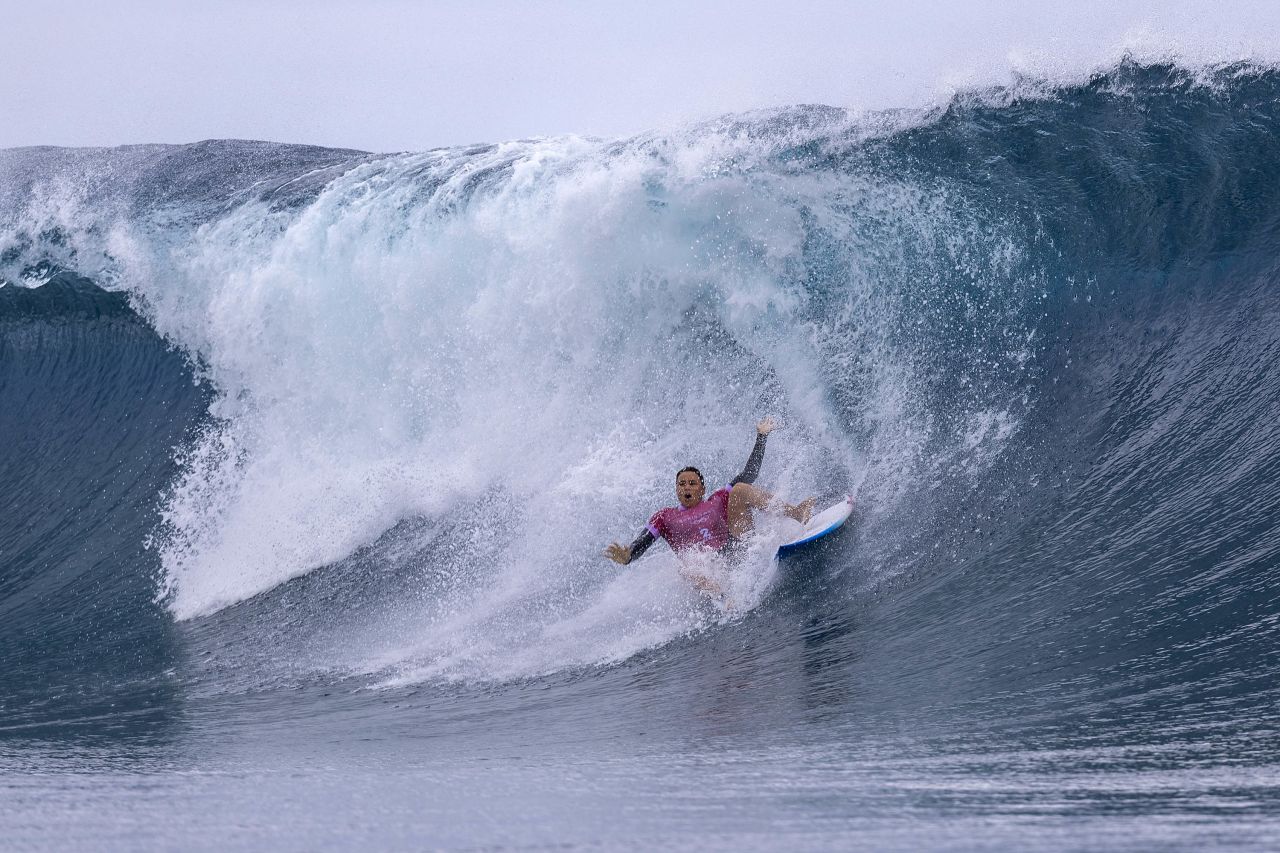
(776, 495), (854, 557)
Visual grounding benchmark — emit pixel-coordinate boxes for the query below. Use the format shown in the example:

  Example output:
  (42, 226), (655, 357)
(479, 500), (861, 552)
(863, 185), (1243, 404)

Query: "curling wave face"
(2, 61), (1280, 727)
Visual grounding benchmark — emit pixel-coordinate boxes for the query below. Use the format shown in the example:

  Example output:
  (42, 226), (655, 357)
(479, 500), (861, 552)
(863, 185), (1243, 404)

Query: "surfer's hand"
(756, 416), (777, 435)
(604, 543), (631, 565)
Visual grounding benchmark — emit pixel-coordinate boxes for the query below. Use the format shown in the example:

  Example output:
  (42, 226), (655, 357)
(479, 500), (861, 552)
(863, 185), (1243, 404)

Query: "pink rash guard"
(619, 431), (768, 565)
(648, 485), (734, 552)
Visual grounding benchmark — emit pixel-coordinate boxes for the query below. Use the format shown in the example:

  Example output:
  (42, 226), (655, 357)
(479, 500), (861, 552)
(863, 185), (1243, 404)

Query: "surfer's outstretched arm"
(605, 529), (655, 565)
(730, 417), (775, 486)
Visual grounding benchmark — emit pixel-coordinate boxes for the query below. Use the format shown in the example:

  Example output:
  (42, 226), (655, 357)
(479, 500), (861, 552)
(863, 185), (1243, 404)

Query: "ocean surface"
(3, 60), (1280, 850)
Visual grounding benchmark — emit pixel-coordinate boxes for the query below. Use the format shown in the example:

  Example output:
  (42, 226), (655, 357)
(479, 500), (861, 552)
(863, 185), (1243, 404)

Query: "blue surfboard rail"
(776, 495), (854, 557)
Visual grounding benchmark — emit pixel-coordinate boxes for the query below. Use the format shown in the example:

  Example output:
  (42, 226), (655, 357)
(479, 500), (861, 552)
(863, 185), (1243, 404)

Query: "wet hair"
(676, 466), (704, 486)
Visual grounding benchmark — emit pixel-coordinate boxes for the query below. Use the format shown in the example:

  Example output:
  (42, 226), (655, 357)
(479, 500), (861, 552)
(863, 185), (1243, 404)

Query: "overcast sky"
(5, 0), (1279, 152)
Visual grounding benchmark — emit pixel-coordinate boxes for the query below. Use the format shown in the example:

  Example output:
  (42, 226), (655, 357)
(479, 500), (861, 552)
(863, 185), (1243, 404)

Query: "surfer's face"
(675, 471), (705, 508)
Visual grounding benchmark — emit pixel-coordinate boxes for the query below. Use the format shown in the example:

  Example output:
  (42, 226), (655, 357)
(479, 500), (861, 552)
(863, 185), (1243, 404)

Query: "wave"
(0, 274), (209, 726)
(3, 61), (1279, 714)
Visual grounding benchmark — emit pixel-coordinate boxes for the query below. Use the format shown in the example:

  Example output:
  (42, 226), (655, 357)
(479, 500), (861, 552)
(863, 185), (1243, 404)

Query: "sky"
(5, 0), (1280, 152)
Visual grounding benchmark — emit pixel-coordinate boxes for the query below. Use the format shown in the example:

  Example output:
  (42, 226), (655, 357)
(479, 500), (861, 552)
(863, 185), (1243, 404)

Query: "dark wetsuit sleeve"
(627, 529), (656, 563)
(730, 432), (768, 486)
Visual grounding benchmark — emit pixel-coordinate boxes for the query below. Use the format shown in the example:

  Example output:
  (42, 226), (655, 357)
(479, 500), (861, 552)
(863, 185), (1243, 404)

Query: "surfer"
(604, 417), (815, 595)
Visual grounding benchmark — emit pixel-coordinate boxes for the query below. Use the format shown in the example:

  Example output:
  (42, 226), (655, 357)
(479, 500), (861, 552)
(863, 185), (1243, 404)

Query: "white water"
(99, 129), (859, 679)
(2, 114), (1036, 683)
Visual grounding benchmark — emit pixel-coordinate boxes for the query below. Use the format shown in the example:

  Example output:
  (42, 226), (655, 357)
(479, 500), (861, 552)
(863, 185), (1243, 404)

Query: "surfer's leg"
(679, 567), (723, 597)
(786, 498), (817, 525)
(727, 482), (770, 538)
(729, 483), (816, 537)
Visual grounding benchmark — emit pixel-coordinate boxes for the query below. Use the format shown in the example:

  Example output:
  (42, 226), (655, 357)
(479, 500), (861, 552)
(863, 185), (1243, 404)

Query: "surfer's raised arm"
(731, 416), (774, 486)
(604, 418), (776, 566)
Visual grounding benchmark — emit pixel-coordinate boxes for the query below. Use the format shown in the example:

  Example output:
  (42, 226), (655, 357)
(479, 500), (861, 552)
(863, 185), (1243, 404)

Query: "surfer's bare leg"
(727, 483), (815, 539)
(787, 498), (817, 524)
(727, 483), (769, 538)
(679, 568), (723, 597)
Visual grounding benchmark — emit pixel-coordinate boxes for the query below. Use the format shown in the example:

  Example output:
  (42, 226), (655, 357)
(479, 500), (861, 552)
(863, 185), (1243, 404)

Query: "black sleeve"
(627, 529), (656, 563)
(730, 432), (768, 486)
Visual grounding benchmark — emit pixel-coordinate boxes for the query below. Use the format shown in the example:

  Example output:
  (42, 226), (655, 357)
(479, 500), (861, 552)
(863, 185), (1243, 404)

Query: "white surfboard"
(776, 495), (854, 557)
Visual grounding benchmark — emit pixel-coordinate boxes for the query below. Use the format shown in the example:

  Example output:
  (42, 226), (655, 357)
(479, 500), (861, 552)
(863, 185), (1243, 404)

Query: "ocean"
(3, 60), (1280, 850)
